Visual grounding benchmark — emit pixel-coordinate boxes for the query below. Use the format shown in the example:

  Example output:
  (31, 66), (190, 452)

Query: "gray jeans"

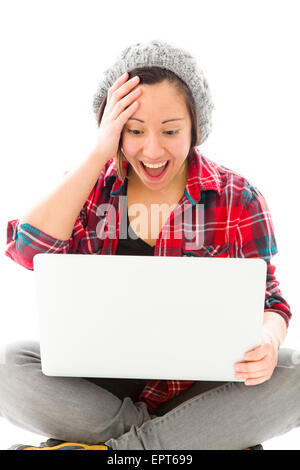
(0, 340), (299, 450)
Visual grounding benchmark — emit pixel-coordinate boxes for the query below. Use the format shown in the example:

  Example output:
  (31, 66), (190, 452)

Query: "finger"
(235, 367), (268, 380)
(244, 375), (270, 386)
(111, 76), (140, 105)
(111, 87), (141, 121)
(235, 360), (267, 377)
(107, 72), (128, 98)
(121, 99), (140, 121)
(235, 358), (268, 374)
(244, 344), (269, 362)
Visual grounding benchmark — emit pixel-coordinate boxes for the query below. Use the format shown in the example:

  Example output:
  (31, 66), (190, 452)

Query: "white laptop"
(33, 254), (267, 382)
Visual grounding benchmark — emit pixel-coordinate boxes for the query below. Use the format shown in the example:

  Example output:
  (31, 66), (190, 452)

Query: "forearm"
(19, 150), (108, 241)
(263, 310), (288, 349)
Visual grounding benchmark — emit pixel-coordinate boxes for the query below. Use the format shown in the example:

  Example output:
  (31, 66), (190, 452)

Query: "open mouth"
(140, 160), (170, 181)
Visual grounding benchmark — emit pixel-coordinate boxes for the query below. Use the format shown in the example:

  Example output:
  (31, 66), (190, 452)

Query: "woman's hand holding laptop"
(234, 327), (279, 386)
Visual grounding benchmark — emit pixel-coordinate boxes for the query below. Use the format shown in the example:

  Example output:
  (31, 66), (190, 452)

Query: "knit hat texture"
(92, 39), (214, 145)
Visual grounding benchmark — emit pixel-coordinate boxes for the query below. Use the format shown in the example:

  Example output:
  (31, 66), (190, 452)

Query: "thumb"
(244, 344), (267, 361)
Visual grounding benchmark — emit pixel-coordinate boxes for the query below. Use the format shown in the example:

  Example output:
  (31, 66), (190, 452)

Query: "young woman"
(3, 40), (300, 450)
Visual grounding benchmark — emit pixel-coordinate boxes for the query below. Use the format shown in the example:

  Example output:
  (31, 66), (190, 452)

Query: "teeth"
(143, 161), (167, 168)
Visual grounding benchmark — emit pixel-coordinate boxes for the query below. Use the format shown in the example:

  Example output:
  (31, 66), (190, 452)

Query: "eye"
(127, 129), (141, 135)
(165, 130), (179, 136)
(126, 129), (179, 136)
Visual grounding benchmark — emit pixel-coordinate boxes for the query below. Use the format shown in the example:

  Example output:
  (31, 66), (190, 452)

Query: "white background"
(0, 0), (299, 450)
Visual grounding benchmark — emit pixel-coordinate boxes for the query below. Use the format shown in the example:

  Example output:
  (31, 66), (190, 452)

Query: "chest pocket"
(182, 243), (230, 258)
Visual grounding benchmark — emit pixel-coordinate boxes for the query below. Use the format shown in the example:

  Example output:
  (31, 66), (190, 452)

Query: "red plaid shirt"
(5, 148), (292, 413)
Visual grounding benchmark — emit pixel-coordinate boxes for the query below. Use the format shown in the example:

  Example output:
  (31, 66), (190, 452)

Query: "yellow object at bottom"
(23, 442), (109, 450)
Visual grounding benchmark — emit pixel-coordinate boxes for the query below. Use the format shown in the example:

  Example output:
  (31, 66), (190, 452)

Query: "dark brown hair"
(96, 66), (200, 180)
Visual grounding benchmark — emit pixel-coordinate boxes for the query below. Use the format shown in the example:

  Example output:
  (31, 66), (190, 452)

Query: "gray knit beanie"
(92, 39), (214, 145)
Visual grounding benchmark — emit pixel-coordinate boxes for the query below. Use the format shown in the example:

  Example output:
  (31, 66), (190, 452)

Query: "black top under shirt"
(115, 178), (155, 256)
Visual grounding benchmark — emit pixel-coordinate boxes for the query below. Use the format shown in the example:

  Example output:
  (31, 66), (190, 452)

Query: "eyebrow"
(128, 118), (185, 124)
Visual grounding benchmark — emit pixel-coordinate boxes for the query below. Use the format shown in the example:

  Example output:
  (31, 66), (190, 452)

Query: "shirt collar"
(107, 148), (222, 201)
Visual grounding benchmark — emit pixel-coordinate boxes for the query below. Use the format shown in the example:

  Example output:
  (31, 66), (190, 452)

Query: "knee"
(3, 340), (40, 365)
(293, 359), (300, 385)
(273, 356), (300, 408)
(279, 348), (300, 385)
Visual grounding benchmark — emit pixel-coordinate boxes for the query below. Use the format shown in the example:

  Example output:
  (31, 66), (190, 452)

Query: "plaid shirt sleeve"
(233, 184), (292, 327)
(5, 206), (89, 271)
(4, 168), (105, 271)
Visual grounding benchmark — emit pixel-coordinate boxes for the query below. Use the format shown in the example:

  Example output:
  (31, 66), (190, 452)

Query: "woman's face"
(121, 80), (192, 193)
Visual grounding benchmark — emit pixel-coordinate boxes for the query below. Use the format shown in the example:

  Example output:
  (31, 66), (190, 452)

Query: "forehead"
(137, 81), (186, 103)
(130, 81), (189, 122)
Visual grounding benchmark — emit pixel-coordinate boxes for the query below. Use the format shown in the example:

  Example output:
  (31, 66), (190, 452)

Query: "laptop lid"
(33, 254), (266, 382)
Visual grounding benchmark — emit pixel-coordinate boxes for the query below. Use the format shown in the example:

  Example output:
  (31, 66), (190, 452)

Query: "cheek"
(169, 139), (190, 161)
(122, 133), (189, 158)
(121, 134), (137, 154)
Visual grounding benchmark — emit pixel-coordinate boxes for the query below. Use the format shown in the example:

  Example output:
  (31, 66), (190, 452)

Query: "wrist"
(262, 327), (280, 350)
(87, 148), (111, 165)
(263, 310), (287, 350)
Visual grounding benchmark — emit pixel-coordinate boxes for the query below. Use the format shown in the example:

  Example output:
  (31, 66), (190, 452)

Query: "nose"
(142, 132), (165, 161)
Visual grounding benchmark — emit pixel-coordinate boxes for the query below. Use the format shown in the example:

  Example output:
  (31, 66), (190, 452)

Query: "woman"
(3, 39), (300, 450)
